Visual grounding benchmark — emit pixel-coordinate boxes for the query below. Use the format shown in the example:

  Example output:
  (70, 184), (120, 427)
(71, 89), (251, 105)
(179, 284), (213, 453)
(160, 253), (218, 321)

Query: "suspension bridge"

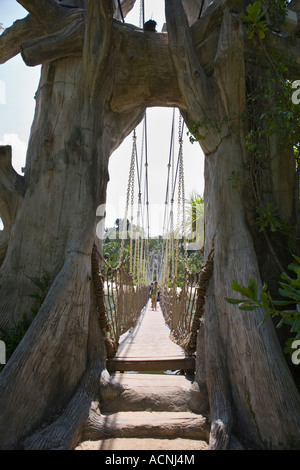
(93, 108), (213, 376)
(83, 103), (214, 449)
(80, 3), (213, 448)
(106, 300), (196, 373)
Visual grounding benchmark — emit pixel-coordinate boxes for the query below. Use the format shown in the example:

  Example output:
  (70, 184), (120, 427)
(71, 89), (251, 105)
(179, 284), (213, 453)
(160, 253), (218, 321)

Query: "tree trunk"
(0, 0), (299, 450)
(165, 0), (300, 449)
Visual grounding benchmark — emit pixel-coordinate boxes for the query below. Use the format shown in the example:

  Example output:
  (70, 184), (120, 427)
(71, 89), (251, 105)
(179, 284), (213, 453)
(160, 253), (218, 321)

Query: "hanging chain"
(179, 117), (188, 271)
(139, 0), (144, 28)
(136, 122), (145, 284)
(174, 114), (183, 281)
(120, 132), (136, 267)
(169, 109), (175, 281)
(129, 132), (136, 275)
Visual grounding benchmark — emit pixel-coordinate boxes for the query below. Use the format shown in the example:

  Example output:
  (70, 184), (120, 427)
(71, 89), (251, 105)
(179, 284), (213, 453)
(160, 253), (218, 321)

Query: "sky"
(0, 1), (205, 237)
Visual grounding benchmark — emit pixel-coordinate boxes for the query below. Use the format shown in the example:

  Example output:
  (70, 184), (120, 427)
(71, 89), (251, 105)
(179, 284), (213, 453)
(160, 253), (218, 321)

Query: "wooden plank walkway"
(106, 300), (195, 372)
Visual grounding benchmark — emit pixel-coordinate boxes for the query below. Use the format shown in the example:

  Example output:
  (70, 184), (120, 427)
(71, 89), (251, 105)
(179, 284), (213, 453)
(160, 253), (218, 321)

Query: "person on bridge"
(151, 281), (159, 310)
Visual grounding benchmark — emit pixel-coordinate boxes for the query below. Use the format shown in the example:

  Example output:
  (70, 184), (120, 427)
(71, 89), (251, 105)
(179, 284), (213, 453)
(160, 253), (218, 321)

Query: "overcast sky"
(0, 1), (205, 237)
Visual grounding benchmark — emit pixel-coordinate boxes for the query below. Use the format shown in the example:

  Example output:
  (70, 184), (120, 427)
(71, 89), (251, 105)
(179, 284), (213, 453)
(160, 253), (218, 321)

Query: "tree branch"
(0, 146), (24, 230)
(165, 0), (220, 154)
(110, 23), (183, 112)
(21, 11), (86, 66)
(83, 0), (114, 98)
(17, 0), (64, 24)
(0, 5), (84, 65)
(264, 36), (300, 79)
(214, 8), (246, 127)
(191, 0), (242, 46)
(0, 229), (10, 266)
(0, 15), (45, 64)
(120, 0), (136, 17)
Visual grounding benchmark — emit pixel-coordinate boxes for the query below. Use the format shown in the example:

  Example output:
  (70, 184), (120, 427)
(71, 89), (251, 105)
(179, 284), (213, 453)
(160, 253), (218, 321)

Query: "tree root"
(23, 368), (125, 450)
(205, 278), (233, 450)
(23, 304), (125, 450)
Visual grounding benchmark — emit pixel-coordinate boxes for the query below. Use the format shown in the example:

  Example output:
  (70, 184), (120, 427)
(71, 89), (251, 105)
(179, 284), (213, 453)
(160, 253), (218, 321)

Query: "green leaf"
(272, 299), (295, 306)
(248, 278), (258, 299)
(238, 302), (257, 311)
(225, 297), (244, 305)
(291, 317), (300, 333)
(292, 254), (300, 265)
(259, 290), (270, 306)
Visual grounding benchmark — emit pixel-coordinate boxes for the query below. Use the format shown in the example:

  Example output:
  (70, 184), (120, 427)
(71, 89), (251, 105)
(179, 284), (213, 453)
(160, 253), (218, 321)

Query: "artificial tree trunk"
(166, 0), (300, 449)
(0, 0), (299, 450)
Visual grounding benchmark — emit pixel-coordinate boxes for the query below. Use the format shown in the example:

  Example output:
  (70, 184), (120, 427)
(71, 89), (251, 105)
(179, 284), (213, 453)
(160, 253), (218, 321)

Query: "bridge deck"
(106, 300), (195, 372)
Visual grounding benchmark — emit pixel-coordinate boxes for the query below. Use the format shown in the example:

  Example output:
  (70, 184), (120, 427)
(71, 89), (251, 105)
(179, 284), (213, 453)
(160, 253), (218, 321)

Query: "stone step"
(101, 373), (209, 414)
(85, 411), (210, 441)
(76, 437), (209, 450)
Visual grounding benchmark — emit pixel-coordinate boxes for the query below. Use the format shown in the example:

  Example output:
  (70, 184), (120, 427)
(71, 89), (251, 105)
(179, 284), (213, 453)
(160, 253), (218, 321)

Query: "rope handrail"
(92, 244), (149, 359)
(160, 248), (214, 355)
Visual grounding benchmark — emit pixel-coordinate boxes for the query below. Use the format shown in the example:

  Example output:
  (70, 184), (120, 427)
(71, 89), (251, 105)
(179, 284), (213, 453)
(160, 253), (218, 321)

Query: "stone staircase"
(76, 372), (210, 450)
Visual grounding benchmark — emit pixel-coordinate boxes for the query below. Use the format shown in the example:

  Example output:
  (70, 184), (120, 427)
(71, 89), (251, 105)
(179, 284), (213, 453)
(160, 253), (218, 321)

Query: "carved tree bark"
(166, 0), (300, 449)
(0, 0), (299, 450)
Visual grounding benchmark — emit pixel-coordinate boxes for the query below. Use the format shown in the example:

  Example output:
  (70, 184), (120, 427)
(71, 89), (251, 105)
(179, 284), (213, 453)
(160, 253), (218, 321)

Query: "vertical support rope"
(129, 132), (135, 275)
(139, 0), (145, 28)
(159, 113), (214, 355)
(117, 0), (125, 22)
(120, 130), (136, 266)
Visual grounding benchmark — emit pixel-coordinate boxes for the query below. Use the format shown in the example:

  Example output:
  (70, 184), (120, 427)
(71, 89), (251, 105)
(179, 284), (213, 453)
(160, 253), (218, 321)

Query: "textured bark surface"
(166, 0), (300, 449)
(0, 0), (299, 450)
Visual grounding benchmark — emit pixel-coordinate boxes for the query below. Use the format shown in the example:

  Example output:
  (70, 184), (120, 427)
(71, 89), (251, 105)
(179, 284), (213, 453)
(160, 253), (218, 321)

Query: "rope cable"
(198, 0), (205, 19)
(117, 0), (125, 22)
(143, 112), (150, 240)
(140, 0), (145, 28)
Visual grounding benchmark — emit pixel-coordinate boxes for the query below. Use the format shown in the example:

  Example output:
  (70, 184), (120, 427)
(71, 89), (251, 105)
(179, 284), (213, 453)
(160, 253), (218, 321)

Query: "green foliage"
(0, 270), (51, 373)
(267, 0), (288, 29)
(242, 3), (299, 170)
(244, 54), (300, 237)
(187, 250), (204, 273)
(241, 1), (268, 39)
(241, 0), (288, 39)
(185, 191), (204, 241)
(225, 255), (300, 359)
(255, 203), (291, 234)
(187, 116), (229, 143)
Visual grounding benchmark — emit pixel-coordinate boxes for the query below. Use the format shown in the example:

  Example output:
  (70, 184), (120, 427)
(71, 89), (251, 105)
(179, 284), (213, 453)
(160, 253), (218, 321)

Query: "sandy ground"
(75, 438), (208, 450)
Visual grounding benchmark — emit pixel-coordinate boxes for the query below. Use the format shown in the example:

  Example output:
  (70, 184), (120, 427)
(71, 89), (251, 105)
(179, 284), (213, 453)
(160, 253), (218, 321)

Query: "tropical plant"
(241, 1), (268, 39)
(226, 254), (300, 360)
